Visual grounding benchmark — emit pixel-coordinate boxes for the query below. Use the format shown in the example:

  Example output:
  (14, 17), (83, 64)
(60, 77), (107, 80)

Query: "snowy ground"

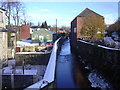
(104, 37), (120, 49)
(2, 65), (46, 76)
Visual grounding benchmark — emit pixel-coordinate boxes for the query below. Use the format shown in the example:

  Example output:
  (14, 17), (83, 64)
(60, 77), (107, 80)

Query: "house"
(11, 25), (30, 40)
(20, 25), (30, 40)
(32, 28), (56, 43)
(30, 26), (41, 36)
(71, 8), (104, 39)
(0, 28), (16, 66)
(0, 8), (6, 28)
(0, 8), (16, 66)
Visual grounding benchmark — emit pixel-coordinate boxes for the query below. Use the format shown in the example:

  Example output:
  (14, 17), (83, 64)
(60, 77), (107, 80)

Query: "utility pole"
(56, 19), (57, 33)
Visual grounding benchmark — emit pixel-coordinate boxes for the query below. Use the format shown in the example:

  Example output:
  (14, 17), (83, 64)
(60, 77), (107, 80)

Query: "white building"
(0, 8), (6, 28)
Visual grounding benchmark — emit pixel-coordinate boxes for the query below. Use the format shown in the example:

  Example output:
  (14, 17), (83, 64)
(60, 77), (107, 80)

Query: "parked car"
(45, 41), (53, 46)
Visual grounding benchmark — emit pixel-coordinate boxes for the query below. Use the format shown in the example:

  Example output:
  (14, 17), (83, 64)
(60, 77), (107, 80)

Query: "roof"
(44, 29), (56, 34)
(0, 28), (16, 33)
(77, 8), (104, 18)
(31, 26), (41, 28)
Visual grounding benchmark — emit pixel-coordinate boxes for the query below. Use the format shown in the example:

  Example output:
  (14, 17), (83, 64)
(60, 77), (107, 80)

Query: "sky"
(23, 1), (119, 27)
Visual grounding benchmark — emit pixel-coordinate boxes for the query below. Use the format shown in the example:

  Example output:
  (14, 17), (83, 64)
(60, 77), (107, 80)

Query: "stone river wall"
(76, 40), (120, 89)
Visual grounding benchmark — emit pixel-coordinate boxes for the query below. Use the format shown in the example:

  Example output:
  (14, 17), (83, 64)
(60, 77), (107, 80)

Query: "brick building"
(20, 25), (30, 40)
(71, 8), (104, 39)
(70, 8), (104, 52)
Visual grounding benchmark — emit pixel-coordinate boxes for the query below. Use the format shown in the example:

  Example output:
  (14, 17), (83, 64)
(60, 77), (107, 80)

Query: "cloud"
(40, 9), (49, 12)
(104, 14), (117, 24)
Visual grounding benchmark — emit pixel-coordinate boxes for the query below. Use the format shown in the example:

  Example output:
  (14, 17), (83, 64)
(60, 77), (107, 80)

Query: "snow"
(60, 40), (71, 55)
(78, 39), (120, 50)
(77, 40), (94, 45)
(17, 41), (39, 47)
(21, 40), (32, 43)
(88, 70), (111, 89)
(16, 52), (44, 54)
(104, 37), (120, 49)
(8, 59), (15, 67)
(97, 45), (120, 50)
(25, 37), (61, 89)
(2, 65), (46, 76)
(3, 67), (38, 75)
(44, 29), (56, 34)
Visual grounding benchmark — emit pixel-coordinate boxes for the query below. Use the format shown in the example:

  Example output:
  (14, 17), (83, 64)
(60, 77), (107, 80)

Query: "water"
(55, 40), (111, 89)
(56, 40), (77, 88)
(55, 40), (90, 88)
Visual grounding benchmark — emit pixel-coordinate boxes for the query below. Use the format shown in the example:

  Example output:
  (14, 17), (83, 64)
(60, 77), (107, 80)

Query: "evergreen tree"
(41, 21), (48, 29)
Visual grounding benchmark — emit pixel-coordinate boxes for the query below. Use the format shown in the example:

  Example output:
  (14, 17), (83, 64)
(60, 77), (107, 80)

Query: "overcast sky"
(23, 1), (119, 27)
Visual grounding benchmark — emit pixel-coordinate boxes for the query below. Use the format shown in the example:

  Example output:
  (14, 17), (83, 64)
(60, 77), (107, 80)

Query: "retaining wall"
(77, 40), (120, 89)
(15, 53), (51, 66)
(2, 75), (34, 89)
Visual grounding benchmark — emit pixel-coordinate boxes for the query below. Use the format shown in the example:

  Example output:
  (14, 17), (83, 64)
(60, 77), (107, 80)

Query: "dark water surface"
(55, 40), (90, 88)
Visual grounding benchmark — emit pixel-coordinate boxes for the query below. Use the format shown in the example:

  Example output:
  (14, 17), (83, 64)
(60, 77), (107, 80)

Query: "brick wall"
(77, 17), (84, 38)
(20, 25), (30, 40)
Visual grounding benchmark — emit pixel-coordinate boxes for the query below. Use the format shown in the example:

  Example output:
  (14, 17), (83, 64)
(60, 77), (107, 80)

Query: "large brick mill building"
(70, 8), (104, 51)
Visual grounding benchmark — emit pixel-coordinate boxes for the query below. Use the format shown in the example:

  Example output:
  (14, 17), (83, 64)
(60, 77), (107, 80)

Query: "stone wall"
(0, 32), (8, 66)
(77, 40), (120, 89)
(2, 75), (34, 89)
(15, 53), (51, 66)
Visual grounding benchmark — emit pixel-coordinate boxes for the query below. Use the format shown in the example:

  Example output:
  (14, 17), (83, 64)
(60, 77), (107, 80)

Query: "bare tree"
(0, 0), (15, 27)
(12, 0), (25, 26)
(0, 0), (25, 27)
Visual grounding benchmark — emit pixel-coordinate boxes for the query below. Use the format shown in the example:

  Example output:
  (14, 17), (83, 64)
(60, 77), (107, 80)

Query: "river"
(55, 40), (112, 89)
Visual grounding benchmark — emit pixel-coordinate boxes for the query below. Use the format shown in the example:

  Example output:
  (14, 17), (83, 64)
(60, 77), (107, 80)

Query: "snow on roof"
(17, 41), (39, 47)
(44, 29), (56, 34)
(16, 52), (44, 54)
(22, 40), (32, 43)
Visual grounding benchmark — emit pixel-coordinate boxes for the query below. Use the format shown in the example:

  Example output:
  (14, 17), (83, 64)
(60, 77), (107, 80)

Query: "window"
(0, 11), (3, 23)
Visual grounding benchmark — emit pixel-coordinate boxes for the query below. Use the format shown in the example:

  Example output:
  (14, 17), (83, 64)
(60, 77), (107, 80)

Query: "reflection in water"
(73, 64), (90, 88)
(56, 40), (111, 89)
(56, 40), (90, 88)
